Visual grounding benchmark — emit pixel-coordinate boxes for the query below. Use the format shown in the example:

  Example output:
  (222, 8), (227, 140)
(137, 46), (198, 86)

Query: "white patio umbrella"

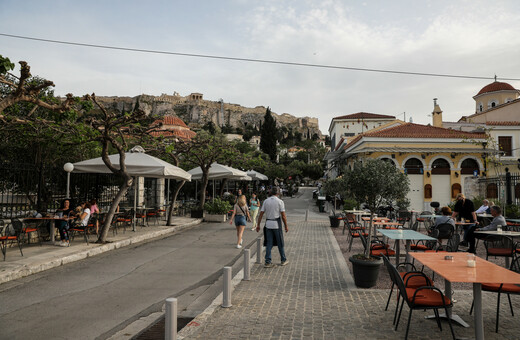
(72, 146), (191, 230)
(188, 163), (248, 199)
(246, 170), (268, 181)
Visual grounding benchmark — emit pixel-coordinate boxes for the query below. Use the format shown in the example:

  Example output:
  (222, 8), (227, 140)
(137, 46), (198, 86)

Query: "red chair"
(359, 233), (396, 257)
(384, 255), (456, 340)
(483, 235), (515, 262)
(1, 220), (23, 260)
(470, 256), (520, 333)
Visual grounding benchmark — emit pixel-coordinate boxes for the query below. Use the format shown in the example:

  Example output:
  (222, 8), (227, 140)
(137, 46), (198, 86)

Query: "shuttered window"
(498, 136), (512, 156)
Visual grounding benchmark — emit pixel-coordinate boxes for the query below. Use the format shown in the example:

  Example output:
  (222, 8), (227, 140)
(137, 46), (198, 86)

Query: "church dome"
(476, 81), (516, 96)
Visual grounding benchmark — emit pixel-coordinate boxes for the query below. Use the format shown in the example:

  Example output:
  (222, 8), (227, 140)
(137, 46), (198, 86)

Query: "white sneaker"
(60, 241), (70, 247)
(236, 244), (242, 249)
(251, 227), (256, 231)
(240, 239), (243, 245)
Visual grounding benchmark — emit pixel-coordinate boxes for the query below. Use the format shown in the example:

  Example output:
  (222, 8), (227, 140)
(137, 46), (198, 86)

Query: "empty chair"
(359, 233), (396, 258)
(470, 256), (520, 332)
(484, 235), (515, 262)
(1, 220), (23, 260)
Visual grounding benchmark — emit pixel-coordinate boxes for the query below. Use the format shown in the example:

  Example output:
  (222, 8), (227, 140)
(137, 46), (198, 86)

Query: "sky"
(1, 0), (520, 135)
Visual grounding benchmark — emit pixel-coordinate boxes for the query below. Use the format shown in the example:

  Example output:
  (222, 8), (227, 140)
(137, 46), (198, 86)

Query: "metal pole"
(66, 172), (71, 199)
(256, 238), (262, 264)
(222, 266), (232, 307)
(243, 249), (250, 281)
(165, 298), (177, 340)
(305, 209), (308, 222)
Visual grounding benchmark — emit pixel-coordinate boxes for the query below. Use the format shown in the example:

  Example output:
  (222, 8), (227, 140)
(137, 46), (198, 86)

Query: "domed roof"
(476, 81), (516, 96)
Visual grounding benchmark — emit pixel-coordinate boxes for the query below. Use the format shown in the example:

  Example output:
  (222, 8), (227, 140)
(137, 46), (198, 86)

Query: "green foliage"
(344, 159), (410, 258)
(396, 197), (411, 211)
(201, 121), (219, 134)
(471, 196), (486, 210)
(343, 198), (358, 210)
(0, 55), (14, 74)
(505, 204), (520, 218)
(260, 107), (277, 162)
(322, 177), (349, 199)
(204, 197), (232, 214)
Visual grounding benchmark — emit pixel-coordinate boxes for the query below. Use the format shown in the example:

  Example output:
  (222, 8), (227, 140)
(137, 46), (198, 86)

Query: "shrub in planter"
(204, 198), (232, 215)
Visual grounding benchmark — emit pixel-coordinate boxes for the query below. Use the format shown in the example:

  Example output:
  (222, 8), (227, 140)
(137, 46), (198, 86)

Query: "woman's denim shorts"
(234, 215), (247, 226)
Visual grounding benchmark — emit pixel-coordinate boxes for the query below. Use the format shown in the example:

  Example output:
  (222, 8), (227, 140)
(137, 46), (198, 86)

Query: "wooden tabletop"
(411, 252), (520, 284)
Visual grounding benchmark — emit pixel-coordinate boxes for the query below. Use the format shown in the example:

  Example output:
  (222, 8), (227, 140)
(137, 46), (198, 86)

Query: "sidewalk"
(0, 217), (202, 285)
(180, 217), (518, 340)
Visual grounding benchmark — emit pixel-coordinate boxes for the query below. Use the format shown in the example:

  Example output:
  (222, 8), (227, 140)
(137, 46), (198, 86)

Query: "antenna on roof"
(494, 75), (497, 82)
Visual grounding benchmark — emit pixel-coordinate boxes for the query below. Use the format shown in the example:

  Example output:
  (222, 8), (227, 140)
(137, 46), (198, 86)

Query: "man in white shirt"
(475, 199), (491, 214)
(256, 187), (289, 267)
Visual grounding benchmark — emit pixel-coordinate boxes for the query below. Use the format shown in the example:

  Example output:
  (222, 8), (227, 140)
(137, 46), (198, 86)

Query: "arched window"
(479, 103), (483, 112)
(487, 183), (498, 198)
(431, 158), (450, 174)
(424, 184), (432, 199)
(461, 158), (480, 175)
(451, 183), (461, 198)
(404, 158), (423, 175)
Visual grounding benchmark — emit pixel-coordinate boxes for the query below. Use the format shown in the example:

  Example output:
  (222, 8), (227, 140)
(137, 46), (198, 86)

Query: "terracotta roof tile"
(476, 81), (517, 96)
(150, 129), (196, 140)
(153, 115), (189, 128)
(486, 121), (520, 126)
(362, 123), (485, 139)
(333, 112), (395, 120)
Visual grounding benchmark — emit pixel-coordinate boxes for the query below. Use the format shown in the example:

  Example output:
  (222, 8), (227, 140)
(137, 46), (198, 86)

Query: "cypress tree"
(260, 107), (277, 162)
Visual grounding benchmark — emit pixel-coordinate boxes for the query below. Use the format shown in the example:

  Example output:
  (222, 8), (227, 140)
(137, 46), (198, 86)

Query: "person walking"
(256, 187), (289, 267)
(229, 194), (251, 249)
(451, 193), (478, 252)
(249, 192), (261, 231)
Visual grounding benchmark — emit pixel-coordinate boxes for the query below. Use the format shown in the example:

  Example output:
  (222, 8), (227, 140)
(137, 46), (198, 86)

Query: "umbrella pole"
(213, 180), (215, 201)
(133, 177), (137, 232)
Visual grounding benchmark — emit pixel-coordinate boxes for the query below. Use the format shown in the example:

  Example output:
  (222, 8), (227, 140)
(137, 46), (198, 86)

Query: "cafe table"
(344, 210), (371, 222)
(373, 221), (402, 229)
(377, 229), (436, 266)
(455, 221), (474, 233)
(411, 252), (520, 340)
(23, 216), (74, 243)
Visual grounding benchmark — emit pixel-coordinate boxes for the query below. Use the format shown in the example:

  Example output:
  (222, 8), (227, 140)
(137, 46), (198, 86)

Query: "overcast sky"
(1, 0), (520, 134)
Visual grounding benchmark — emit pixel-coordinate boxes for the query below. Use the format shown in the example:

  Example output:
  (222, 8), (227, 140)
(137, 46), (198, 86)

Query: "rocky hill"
(94, 92), (322, 138)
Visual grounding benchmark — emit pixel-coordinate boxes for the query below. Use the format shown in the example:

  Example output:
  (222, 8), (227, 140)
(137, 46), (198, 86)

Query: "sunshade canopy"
(188, 162), (247, 180)
(246, 170), (268, 181)
(72, 146), (191, 181)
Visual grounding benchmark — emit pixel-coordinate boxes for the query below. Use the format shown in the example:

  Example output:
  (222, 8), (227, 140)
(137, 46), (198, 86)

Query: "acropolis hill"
(94, 92), (322, 137)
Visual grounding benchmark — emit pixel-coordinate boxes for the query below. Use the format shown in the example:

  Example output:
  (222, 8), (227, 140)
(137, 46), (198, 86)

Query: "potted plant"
(345, 159), (410, 288)
(203, 198), (232, 222)
(323, 177), (349, 227)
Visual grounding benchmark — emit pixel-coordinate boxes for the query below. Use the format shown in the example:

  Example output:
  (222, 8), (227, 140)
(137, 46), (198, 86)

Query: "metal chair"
(1, 219), (23, 260)
(385, 254), (456, 340)
(470, 256), (520, 332)
(483, 235), (515, 262)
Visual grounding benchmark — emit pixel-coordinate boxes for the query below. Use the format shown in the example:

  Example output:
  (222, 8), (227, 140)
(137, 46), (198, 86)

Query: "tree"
(174, 130), (230, 210)
(260, 107), (277, 162)
(344, 159), (409, 258)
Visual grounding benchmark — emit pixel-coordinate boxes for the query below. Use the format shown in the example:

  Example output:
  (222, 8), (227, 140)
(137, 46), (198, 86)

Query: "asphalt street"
(0, 187), (320, 340)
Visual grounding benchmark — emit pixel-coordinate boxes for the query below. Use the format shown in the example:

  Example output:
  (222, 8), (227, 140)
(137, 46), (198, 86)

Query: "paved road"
(0, 221), (261, 339)
(0, 187), (322, 340)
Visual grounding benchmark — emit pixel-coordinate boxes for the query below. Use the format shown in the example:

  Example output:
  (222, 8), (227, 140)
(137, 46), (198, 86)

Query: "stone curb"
(0, 219), (203, 285)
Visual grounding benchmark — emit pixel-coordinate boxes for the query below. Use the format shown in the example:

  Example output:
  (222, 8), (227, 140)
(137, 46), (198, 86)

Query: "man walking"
(452, 193), (478, 252)
(256, 187), (289, 267)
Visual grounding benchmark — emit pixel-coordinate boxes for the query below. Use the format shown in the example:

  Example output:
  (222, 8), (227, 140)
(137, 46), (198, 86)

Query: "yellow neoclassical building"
(337, 121), (490, 211)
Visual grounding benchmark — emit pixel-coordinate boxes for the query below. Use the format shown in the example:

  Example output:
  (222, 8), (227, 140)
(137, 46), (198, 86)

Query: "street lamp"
(63, 162), (74, 199)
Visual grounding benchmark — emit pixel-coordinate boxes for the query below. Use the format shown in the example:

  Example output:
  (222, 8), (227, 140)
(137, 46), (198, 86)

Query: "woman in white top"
(229, 195), (251, 249)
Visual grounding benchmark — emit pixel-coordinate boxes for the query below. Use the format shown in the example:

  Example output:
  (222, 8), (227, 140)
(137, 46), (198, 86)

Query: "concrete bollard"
(305, 209), (309, 221)
(222, 266), (232, 308)
(165, 298), (177, 340)
(256, 238), (262, 264)
(243, 249), (250, 281)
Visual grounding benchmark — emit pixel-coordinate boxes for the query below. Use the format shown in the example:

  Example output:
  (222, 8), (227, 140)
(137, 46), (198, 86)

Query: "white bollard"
(305, 209), (309, 221)
(222, 266), (232, 308)
(256, 238), (262, 264)
(243, 249), (250, 281)
(165, 298), (177, 340)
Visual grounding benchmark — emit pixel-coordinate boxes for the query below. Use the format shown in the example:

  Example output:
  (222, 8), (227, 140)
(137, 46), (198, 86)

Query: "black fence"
(0, 162), (192, 219)
(479, 171), (520, 205)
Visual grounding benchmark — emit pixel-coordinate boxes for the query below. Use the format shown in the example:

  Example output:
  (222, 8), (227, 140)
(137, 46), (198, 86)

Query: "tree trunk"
(198, 170), (210, 210)
(167, 180), (185, 226)
(219, 178), (228, 197)
(97, 175), (133, 243)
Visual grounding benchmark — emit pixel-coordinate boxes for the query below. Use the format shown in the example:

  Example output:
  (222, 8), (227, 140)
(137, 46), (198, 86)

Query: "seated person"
(72, 202), (92, 230)
(55, 199), (73, 247)
(466, 205), (506, 254)
(433, 206), (455, 229)
(90, 199), (100, 234)
(475, 199), (491, 214)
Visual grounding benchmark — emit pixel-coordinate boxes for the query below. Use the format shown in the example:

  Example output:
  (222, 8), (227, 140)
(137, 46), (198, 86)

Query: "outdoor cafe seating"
(0, 219), (23, 260)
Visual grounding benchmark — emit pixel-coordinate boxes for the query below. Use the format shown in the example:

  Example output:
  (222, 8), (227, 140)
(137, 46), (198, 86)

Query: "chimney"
(432, 98), (443, 127)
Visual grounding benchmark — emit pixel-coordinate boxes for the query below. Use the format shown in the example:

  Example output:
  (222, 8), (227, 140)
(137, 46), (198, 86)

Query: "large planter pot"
(190, 209), (204, 218)
(349, 256), (383, 288)
(329, 216), (340, 228)
(204, 213), (227, 222)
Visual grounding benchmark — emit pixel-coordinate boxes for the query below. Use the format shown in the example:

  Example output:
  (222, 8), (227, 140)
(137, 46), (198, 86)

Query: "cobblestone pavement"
(186, 219), (520, 339)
